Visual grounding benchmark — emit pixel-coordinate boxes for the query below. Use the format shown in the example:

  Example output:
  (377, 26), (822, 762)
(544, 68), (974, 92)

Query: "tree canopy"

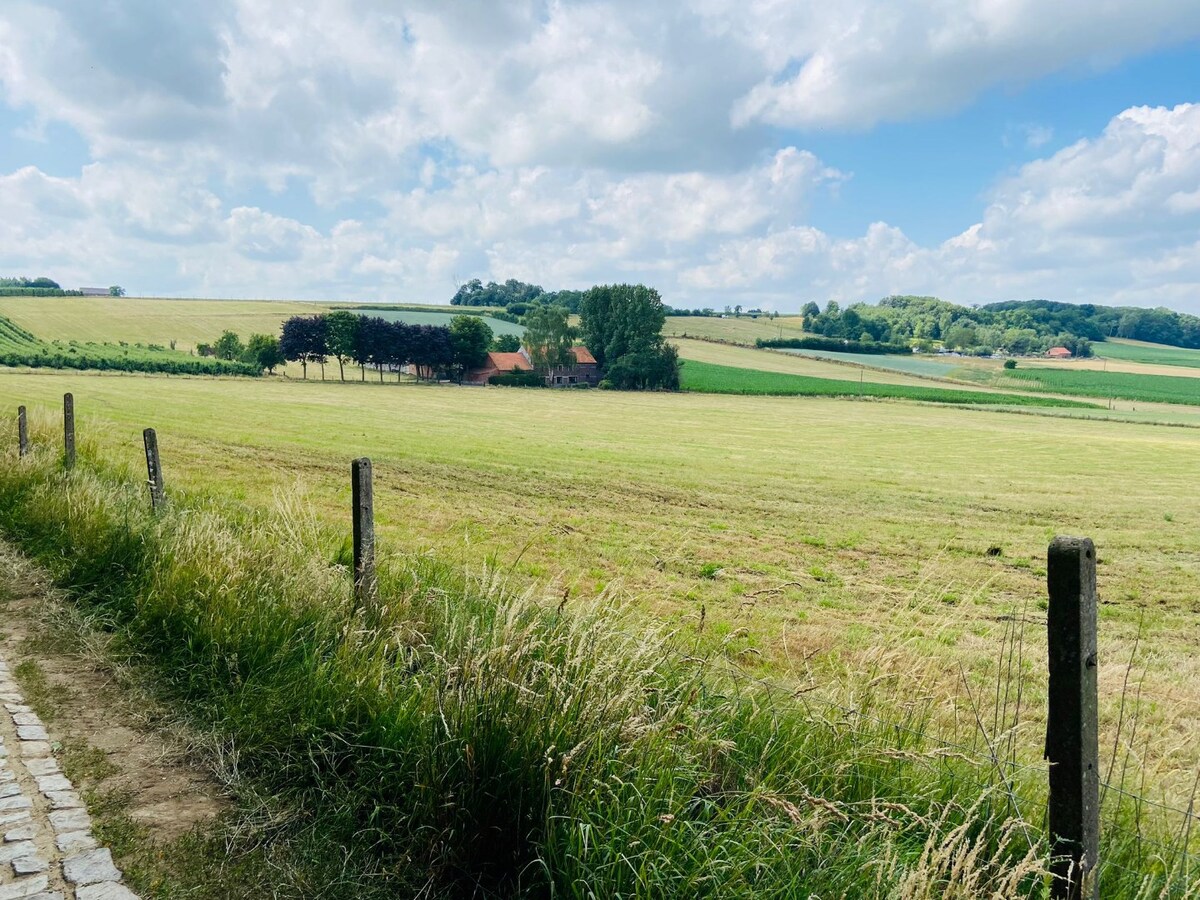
(448, 315), (494, 380)
(580, 284), (678, 390)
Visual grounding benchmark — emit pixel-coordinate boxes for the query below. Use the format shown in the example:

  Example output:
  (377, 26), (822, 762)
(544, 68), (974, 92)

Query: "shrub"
(488, 371), (544, 387)
(1004, 359), (1018, 370)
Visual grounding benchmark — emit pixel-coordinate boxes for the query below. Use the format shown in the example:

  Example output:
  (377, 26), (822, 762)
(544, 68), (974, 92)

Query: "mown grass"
(1, 416), (1197, 897)
(1093, 340), (1200, 369)
(1001, 367), (1200, 406)
(680, 359), (1097, 408)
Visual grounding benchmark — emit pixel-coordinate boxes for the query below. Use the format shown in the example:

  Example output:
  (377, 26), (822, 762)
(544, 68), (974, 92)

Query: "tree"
(491, 333), (521, 353)
(734, 304), (743, 318)
(579, 283), (667, 370)
(108, 285), (125, 297)
(214, 330), (244, 361)
(244, 334), (285, 374)
(522, 305), (575, 378)
(579, 284), (677, 391)
(280, 315), (328, 379)
(449, 315), (494, 381)
(324, 311), (361, 381)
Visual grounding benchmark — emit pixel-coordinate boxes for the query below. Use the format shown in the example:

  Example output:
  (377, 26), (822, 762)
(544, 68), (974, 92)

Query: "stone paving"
(0, 655), (138, 900)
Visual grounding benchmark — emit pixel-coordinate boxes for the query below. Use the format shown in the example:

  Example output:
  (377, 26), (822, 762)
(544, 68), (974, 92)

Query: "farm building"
(78, 287), (109, 296)
(467, 346), (600, 386)
(1046, 346), (1073, 359)
(466, 351), (534, 384)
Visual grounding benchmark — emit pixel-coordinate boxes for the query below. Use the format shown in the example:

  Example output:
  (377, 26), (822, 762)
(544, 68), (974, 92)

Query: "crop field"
(0, 313), (256, 375)
(999, 366), (1200, 405)
(680, 359), (1097, 407)
(663, 314), (810, 343)
(775, 347), (967, 377)
(1093, 338), (1200, 369)
(672, 338), (974, 388)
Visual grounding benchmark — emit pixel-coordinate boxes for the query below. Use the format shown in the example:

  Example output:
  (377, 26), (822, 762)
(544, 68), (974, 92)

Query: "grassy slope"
(663, 314), (809, 343)
(1, 372), (1198, 806)
(1092, 338), (1200, 369)
(679, 359), (1096, 407)
(672, 338), (964, 387)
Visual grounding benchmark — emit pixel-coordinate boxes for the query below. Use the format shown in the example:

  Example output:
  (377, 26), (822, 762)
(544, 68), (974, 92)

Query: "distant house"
(1046, 346), (1073, 359)
(78, 287), (108, 296)
(466, 345), (601, 386)
(465, 351), (534, 385)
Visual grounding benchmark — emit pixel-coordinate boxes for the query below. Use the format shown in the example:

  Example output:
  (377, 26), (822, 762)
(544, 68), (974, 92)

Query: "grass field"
(1, 370), (1198, 892)
(663, 314), (810, 343)
(680, 359), (1097, 407)
(1093, 338), (1200, 368)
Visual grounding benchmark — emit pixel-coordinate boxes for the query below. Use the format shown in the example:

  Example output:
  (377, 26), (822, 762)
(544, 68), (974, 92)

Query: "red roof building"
(466, 345), (600, 386)
(1046, 346), (1072, 359)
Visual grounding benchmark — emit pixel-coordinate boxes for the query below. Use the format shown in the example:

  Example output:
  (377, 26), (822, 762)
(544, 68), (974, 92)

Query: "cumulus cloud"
(0, 2), (1197, 311)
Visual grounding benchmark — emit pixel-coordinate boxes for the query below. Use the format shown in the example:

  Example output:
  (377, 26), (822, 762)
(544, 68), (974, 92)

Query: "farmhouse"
(467, 345), (601, 386)
(1046, 346), (1073, 359)
(466, 351), (534, 384)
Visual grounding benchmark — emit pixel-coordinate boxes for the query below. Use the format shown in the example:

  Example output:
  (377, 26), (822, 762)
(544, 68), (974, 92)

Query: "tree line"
(449, 278), (585, 314)
(272, 312), (497, 382)
(266, 285), (678, 390)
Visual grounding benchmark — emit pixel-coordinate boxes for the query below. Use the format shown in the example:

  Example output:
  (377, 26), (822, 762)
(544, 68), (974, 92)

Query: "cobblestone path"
(0, 653), (139, 900)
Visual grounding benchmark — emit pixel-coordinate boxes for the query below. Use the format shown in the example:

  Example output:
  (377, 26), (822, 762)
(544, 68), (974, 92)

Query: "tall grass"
(0, 419), (1192, 897)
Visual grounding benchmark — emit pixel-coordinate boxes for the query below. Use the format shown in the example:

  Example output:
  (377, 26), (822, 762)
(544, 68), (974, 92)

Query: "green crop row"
(1003, 368), (1200, 405)
(680, 360), (1097, 407)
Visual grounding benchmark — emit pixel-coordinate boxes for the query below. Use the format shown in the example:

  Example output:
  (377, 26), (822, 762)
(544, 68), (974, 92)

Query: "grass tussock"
(0, 421), (1193, 898)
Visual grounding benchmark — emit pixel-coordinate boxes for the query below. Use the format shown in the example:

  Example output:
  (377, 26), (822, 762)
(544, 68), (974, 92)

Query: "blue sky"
(1, 1), (1198, 313)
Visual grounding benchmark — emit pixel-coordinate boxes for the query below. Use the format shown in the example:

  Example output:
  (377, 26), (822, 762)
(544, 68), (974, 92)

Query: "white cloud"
(0, 2), (1198, 311)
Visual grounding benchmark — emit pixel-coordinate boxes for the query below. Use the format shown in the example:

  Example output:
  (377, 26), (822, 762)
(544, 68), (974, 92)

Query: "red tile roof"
(487, 351), (533, 371)
(570, 345), (597, 364)
(1046, 347), (1072, 358)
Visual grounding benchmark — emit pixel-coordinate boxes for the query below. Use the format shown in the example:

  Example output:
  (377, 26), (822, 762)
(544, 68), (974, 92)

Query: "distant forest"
(801, 296), (1200, 356)
(455, 280), (1200, 355)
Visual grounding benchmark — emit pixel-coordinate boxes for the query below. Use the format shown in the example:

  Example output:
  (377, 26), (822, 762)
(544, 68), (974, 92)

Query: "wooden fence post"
(17, 406), (28, 458)
(143, 428), (165, 511)
(1046, 536), (1100, 900)
(63, 393), (75, 470)
(351, 458), (377, 607)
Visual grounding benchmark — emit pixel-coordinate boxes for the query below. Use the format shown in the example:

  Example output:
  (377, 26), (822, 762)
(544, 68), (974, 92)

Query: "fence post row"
(1046, 536), (1100, 900)
(351, 457), (377, 607)
(17, 406), (28, 458)
(63, 393), (75, 470)
(143, 428), (165, 511)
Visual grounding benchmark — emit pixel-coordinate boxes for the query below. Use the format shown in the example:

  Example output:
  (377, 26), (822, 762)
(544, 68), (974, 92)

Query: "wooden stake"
(63, 393), (75, 470)
(143, 428), (165, 511)
(17, 406), (28, 458)
(352, 457), (377, 607)
(1046, 536), (1100, 900)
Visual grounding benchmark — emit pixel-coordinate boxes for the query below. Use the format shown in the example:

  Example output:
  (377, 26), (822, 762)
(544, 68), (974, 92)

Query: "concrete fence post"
(143, 428), (165, 511)
(1046, 536), (1100, 900)
(352, 457), (377, 607)
(17, 406), (28, 458)
(63, 393), (75, 470)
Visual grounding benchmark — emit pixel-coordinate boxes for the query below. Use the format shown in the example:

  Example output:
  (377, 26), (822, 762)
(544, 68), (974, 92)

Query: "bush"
(756, 336), (911, 355)
(488, 371), (544, 387)
(1004, 358), (1018, 370)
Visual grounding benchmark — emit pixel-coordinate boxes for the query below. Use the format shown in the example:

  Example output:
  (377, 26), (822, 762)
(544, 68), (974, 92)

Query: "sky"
(1, 1), (1199, 313)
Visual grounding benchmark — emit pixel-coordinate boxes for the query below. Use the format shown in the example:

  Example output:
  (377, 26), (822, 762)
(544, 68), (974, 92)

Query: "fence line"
(9, 394), (1200, 890)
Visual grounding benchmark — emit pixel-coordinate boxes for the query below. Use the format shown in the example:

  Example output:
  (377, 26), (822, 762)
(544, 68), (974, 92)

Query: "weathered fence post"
(1046, 536), (1100, 900)
(63, 393), (75, 470)
(17, 406), (28, 458)
(351, 457), (377, 607)
(143, 428), (165, 511)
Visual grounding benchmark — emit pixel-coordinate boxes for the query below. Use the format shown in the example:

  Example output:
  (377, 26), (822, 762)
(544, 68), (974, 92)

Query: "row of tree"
(449, 278), (585, 314)
(277, 312), (497, 382)
(198, 331), (287, 372)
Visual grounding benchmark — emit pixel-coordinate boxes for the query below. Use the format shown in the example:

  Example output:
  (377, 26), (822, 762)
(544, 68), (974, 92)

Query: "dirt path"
(0, 546), (227, 899)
